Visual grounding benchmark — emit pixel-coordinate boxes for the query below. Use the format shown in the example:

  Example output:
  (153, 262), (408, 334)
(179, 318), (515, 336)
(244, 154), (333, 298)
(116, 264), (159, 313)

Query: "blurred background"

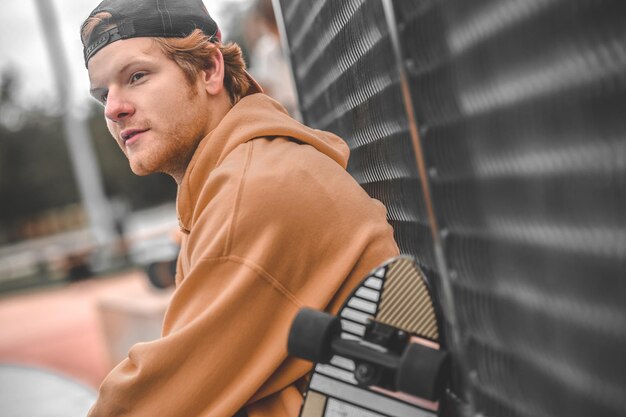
(0, 0), (296, 414)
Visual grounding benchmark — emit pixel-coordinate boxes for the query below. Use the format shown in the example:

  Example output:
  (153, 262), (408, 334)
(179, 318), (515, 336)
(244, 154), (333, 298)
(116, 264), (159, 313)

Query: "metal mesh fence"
(276, 0), (626, 416)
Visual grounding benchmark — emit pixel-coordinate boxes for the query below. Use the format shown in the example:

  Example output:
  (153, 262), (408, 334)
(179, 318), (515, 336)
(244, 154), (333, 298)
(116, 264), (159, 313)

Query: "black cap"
(82, 0), (220, 66)
(81, 0), (263, 94)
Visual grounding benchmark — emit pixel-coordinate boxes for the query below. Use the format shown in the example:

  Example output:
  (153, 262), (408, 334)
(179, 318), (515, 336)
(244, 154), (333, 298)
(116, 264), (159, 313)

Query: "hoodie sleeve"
(88, 256), (311, 417)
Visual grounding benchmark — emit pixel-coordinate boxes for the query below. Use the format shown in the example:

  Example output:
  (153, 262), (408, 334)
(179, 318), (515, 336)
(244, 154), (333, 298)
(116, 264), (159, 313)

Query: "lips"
(121, 128), (148, 144)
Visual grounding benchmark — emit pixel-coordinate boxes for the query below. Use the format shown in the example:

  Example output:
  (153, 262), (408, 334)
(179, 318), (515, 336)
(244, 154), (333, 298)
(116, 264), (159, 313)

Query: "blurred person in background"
(245, 0), (299, 117)
(81, 0), (398, 416)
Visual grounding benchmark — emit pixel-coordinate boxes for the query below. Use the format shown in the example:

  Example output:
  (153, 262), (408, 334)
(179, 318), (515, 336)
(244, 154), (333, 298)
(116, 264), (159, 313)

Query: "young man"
(81, 0), (399, 416)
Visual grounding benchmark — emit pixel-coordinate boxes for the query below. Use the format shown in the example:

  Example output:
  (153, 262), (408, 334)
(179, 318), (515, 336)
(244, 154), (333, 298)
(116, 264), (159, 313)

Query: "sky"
(0, 0), (250, 112)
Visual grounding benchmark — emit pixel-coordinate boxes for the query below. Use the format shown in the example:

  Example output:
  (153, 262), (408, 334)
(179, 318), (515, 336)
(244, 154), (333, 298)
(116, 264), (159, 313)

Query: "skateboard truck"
(288, 308), (450, 401)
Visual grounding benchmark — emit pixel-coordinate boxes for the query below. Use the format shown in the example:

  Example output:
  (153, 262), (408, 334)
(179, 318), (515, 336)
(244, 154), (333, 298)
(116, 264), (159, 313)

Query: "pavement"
(0, 269), (171, 390)
(0, 364), (97, 417)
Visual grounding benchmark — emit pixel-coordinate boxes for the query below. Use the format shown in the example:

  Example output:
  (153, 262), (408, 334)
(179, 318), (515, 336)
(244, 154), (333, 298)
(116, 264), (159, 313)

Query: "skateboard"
(288, 256), (449, 417)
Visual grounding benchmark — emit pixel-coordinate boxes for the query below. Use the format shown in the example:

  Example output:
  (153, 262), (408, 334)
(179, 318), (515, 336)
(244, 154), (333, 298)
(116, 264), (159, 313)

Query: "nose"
(104, 89), (135, 122)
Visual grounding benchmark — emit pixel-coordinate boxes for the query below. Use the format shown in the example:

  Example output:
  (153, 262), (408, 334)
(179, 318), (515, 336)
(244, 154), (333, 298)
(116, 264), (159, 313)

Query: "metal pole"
(381, 0), (474, 411)
(33, 0), (117, 254)
(271, 0), (304, 121)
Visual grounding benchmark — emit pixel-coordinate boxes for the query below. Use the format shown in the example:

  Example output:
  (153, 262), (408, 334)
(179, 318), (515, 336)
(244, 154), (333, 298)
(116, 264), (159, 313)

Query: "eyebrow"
(89, 57), (154, 98)
(89, 86), (106, 101)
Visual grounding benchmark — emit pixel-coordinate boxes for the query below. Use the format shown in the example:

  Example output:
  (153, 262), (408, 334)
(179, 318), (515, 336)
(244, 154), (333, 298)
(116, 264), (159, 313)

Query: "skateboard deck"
(288, 256), (448, 417)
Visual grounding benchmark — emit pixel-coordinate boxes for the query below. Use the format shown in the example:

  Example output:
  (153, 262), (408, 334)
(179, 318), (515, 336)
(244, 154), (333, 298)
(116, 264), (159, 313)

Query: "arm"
(89, 256), (311, 417)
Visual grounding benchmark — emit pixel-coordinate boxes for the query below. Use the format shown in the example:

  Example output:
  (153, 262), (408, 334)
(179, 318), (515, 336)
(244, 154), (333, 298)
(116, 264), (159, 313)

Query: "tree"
(0, 71), (177, 245)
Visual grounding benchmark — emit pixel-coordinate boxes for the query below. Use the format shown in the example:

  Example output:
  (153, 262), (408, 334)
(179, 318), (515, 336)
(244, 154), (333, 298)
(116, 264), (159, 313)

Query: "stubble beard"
(120, 78), (208, 181)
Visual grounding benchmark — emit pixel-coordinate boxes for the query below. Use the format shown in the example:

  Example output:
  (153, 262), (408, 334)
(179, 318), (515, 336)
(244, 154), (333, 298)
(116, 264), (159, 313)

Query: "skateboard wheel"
(355, 362), (381, 386)
(396, 343), (449, 401)
(288, 308), (341, 363)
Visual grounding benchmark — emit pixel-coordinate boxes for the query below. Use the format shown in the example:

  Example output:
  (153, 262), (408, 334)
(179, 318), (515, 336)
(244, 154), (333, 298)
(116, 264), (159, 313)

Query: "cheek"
(106, 120), (126, 152)
(105, 118), (116, 136)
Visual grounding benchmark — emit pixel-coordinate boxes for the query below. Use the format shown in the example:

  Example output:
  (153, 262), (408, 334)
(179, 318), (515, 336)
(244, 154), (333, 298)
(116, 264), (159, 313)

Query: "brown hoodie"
(89, 94), (399, 417)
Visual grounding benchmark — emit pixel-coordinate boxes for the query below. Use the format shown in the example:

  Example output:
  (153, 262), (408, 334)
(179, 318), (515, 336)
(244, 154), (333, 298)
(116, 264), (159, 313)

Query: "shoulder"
(233, 137), (388, 231)
(244, 138), (354, 201)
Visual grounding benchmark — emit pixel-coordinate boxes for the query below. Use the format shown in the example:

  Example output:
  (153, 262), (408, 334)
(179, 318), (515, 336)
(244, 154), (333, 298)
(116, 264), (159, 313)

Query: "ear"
(200, 48), (225, 96)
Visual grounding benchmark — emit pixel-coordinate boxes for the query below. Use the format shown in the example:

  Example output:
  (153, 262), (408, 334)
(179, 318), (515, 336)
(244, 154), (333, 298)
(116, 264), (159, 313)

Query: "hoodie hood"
(177, 93), (350, 232)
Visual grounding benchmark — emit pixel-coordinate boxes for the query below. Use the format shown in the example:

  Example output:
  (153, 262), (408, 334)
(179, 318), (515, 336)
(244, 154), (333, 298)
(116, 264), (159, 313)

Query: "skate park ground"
(0, 269), (171, 415)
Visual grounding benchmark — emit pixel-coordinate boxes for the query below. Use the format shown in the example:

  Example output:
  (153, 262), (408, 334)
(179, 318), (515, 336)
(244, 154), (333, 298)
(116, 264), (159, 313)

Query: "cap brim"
(244, 70), (264, 95)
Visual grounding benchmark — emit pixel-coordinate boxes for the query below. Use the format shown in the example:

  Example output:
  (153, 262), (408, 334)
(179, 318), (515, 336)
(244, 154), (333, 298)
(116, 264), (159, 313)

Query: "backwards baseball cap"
(81, 0), (262, 92)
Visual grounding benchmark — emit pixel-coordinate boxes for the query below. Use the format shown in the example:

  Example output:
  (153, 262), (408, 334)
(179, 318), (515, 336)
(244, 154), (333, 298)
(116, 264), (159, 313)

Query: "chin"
(129, 162), (156, 176)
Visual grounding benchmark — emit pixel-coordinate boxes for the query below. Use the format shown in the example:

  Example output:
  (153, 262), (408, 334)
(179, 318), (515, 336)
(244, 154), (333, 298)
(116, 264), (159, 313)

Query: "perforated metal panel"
(275, 0), (626, 416)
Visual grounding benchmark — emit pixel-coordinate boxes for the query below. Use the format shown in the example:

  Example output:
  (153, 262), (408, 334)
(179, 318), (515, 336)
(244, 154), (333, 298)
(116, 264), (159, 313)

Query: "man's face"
(87, 37), (213, 180)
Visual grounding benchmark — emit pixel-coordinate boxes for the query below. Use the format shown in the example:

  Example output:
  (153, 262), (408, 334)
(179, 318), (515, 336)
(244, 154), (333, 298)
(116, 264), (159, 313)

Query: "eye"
(130, 72), (146, 84)
(100, 92), (108, 104)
